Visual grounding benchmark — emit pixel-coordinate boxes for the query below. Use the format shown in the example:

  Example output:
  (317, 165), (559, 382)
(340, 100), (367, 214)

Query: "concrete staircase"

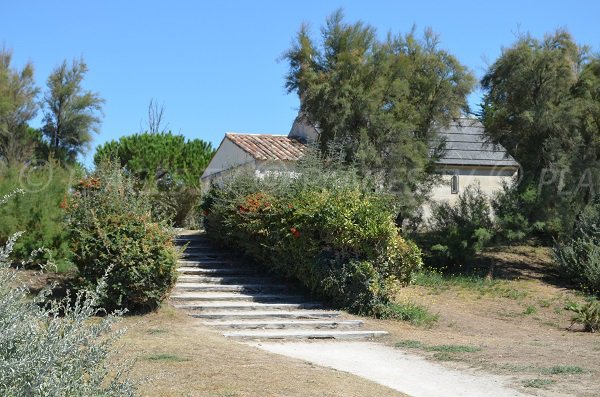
(170, 233), (388, 340)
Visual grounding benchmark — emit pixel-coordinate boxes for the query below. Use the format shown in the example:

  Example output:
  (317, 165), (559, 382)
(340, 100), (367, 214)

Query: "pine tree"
(41, 58), (104, 163)
(0, 48), (40, 164)
(284, 10), (475, 219)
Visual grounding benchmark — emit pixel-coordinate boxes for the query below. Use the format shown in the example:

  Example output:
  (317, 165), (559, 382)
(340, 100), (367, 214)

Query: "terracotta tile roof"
(226, 133), (306, 161)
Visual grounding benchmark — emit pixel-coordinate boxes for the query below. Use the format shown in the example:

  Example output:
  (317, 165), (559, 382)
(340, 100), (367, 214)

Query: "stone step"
(223, 330), (388, 340)
(188, 310), (340, 320)
(180, 253), (241, 261)
(174, 301), (323, 311)
(202, 319), (364, 330)
(182, 247), (225, 253)
(173, 283), (289, 293)
(177, 260), (244, 267)
(173, 236), (212, 245)
(177, 267), (257, 276)
(170, 292), (305, 302)
(176, 275), (273, 285)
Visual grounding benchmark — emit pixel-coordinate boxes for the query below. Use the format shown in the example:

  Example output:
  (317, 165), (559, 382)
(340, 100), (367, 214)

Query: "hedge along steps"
(171, 234), (389, 340)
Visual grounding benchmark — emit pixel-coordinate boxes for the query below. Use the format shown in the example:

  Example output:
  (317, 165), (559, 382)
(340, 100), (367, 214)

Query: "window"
(451, 174), (459, 194)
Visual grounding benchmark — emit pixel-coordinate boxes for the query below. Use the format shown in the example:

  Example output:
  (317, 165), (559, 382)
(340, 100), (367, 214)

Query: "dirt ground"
(117, 307), (406, 397)
(365, 246), (600, 397)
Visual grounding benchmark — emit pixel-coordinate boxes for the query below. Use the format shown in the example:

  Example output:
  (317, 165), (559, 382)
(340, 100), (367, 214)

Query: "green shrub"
(554, 199), (600, 294)
(201, 158), (422, 316)
(492, 182), (547, 242)
(0, 226), (134, 395)
(94, 132), (214, 228)
(67, 161), (178, 312)
(0, 162), (81, 271)
(427, 183), (494, 268)
(565, 300), (600, 332)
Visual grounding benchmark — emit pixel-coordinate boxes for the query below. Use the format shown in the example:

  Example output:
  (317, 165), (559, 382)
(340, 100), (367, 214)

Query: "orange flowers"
(59, 195), (69, 209)
(238, 193), (271, 213)
(290, 227), (301, 238)
(77, 177), (101, 190)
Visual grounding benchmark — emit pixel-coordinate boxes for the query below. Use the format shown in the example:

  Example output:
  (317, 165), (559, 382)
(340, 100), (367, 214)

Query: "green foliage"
(565, 300), (600, 332)
(67, 161), (178, 312)
(395, 339), (481, 361)
(481, 30), (600, 238)
(202, 155), (422, 316)
(541, 365), (585, 375)
(42, 57), (104, 164)
(0, 229), (134, 396)
(0, 162), (80, 270)
(94, 131), (214, 227)
(0, 48), (41, 164)
(492, 182), (547, 242)
(427, 184), (494, 267)
(284, 10), (475, 217)
(554, 199), (600, 294)
(381, 302), (438, 326)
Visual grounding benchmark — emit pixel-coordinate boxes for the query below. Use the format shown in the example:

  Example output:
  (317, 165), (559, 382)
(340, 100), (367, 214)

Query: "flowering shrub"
(67, 161), (178, 312)
(201, 165), (422, 316)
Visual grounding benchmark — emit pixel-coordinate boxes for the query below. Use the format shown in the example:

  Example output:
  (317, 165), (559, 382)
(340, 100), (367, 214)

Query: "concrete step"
(223, 330), (388, 340)
(170, 292), (305, 302)
(173, 301), (323, 311)
(176, 275), (272, 285)
(202, 319), (364, 330)
(173, 283), (289, 293)
(177, 267), (257, 276)
(176, 239), (212, 244)
(177, 260), (244, 267)
(180, 253), (241, 261)
(188, 310), (340, 320)
(182, 247), (226, 253)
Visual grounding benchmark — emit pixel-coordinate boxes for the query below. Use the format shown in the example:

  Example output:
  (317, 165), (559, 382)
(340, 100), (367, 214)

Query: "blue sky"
(3, 1), (599, 165)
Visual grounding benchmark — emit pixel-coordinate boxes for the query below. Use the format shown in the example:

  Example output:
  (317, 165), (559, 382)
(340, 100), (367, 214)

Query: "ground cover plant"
(201, 154), (422, 316)
(0, 193), (134, 396)
(67, 161), (178, 312)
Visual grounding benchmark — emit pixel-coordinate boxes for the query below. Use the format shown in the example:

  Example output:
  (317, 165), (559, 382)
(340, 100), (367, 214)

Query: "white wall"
(423, 166), (518, 218)
(201, 138), (255, 179)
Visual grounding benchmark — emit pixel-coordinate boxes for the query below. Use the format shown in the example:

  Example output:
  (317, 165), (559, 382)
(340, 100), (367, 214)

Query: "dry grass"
(117, 306), (405, 397)
(365, 246), (600, 397)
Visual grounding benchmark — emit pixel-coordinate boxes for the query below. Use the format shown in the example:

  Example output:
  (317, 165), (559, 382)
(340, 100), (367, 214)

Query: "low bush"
(67, 161), (178, 312)
(565, 300), (600, 333)
(0, 162), (81, 271)
(0, 214), (134, 395)
(426, 183), (494, 268)
(201, 157), (422, 316)
(554, 199), (600, 294)
(492, 182), (548, 242)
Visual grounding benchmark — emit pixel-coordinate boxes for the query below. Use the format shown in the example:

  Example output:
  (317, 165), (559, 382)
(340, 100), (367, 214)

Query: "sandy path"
(249, 341), (527, 397)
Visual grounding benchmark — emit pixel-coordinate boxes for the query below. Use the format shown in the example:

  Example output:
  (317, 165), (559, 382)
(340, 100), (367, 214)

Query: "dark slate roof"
(434, 119), (518, 167)
(226, 133), (306, 161)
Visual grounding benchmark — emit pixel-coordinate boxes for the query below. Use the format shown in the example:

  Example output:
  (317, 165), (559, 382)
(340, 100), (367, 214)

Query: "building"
(201, 115), (519, 210)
